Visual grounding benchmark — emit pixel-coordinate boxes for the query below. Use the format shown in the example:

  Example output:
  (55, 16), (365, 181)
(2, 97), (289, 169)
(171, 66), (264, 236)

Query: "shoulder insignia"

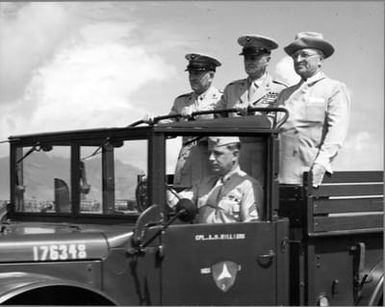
(176, 92), (192, 99)
(227, 79), (245, 87)
(273, 80), (288, 87)
(212, 90), (224, 99)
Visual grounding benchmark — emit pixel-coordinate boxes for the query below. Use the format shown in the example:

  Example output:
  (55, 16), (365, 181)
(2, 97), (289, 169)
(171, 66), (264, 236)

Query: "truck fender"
(0, 271), (118, 305)
(358, 259), (384, 306)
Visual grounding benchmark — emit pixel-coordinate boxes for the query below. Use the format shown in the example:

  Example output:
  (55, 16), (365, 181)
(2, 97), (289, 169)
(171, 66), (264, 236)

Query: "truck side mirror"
(175, 199), (197, 223)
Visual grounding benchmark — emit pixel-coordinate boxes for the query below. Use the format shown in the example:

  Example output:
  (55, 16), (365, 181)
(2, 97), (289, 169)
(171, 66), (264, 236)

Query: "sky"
(0, 1), (383, 173)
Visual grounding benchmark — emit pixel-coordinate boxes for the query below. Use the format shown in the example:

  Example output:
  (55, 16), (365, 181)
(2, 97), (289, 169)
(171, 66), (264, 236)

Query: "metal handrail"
(128, 107), (289, 129)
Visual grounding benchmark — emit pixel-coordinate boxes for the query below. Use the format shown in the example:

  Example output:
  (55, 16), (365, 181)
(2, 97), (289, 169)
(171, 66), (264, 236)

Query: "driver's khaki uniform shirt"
(169, 86), (223, 188)
(179, 166), (263, 223)
(275, 72), (350, 185)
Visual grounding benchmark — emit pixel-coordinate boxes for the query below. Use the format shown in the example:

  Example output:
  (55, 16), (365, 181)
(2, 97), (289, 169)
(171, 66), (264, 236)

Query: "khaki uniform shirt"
(170, 86), (223, 119)
(216, 73), (287, 116)
(170, 86), (223, 187)
(179, 166), (263, 224)
(275, 72), (351, 185)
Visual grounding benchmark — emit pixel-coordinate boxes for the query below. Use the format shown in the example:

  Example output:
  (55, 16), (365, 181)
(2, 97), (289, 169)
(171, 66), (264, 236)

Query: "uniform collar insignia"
(221, 166), (241, 183)
(194, 86), (216, 101)
(248, 72), (268, 88)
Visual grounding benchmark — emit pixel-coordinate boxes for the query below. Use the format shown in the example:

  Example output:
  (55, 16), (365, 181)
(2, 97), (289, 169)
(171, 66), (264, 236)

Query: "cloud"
(334, 131), (383, 170)
(274, 56), (300, 86)
(10, 25), (175, 133)
(0, 3), (82, 103)
(0, 3), (177, 158)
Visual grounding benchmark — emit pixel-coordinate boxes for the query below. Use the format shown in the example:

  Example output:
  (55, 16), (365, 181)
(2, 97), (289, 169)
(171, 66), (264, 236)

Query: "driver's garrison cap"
(208, 136), (240, 147)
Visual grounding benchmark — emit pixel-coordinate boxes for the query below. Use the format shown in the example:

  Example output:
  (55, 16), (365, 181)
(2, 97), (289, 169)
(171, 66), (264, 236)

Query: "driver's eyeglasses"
(291, 51), (320, 60)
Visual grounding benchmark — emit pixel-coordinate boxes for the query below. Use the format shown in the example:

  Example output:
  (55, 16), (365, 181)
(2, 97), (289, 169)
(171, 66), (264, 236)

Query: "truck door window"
(165, 135), (265, 223)
(80, 146), (103, 214)
(16, 146), (71, 213)
(166, 136), (181, 183)
(114, 140), (147, 214)
(79, 140), (147, 215)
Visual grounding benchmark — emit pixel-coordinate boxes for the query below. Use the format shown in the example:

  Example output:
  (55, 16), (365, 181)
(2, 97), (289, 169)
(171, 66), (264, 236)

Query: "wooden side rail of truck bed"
(279, 171), (384, 236)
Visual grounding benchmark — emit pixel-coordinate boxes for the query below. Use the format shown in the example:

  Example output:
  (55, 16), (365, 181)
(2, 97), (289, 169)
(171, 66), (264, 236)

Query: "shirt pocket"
(305, 97), (326, 122)
(219, 195), (241, 214)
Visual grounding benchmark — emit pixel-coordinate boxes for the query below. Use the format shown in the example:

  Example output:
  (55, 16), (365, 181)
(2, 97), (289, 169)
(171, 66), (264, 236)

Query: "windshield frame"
(8, 115), (280, 224)
(9, 127), (152, 224)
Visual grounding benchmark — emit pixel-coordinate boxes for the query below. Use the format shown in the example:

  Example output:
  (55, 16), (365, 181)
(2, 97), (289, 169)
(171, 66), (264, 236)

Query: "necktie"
(199, 177), (224, 223)
(215, 177), (225, 204)
(248, 82), (257, 103)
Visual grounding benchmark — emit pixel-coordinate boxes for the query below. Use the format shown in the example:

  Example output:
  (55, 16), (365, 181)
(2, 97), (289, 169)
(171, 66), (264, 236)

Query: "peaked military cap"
(185, 53), (222, 72)
(208, 136), (240, 147)
(238, 34), (279, 56)
(284, 32), (334, 58)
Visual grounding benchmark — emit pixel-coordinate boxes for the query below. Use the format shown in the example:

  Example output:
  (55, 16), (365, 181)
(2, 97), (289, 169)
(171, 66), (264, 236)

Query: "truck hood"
(0, 221), (134, 263)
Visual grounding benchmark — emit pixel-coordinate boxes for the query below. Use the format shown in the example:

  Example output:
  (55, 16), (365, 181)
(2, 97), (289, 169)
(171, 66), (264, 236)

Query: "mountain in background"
(0, 153), (144, 201)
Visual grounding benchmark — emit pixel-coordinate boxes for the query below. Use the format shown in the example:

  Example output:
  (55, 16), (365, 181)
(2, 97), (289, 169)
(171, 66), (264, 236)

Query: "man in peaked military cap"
(217, 34), (286, 113)
(275, 32), (350, 187)
(169, 53), (222, 118)
(216, 34), (287, 189)
(169, 137), (263, 224)
(169, 53), (223, 188)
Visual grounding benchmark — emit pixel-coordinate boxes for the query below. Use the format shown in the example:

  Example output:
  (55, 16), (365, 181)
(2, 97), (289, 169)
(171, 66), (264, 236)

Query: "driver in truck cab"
(169, 136), (263, 223)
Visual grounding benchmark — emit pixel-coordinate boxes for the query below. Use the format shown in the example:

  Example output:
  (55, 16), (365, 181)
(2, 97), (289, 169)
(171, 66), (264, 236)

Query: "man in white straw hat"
(275, 32), (351, 187)
(216, 34), (287, 188)
(169, 136), (263, 224)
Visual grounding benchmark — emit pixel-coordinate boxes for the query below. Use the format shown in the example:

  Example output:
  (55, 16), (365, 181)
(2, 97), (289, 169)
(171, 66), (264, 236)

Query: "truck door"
(160, 220), (289, 305)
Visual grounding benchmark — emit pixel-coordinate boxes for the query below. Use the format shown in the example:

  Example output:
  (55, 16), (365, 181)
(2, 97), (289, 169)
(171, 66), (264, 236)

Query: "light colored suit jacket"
(275, 72), (351, 185)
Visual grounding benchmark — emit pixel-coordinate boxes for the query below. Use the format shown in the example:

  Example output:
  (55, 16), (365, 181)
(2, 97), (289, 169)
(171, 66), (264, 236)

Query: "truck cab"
(3, 109), (383, 305)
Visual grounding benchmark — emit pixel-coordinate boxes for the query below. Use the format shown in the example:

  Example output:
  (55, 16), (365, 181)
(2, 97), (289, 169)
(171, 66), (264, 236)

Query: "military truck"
(2, 108), (383, 305)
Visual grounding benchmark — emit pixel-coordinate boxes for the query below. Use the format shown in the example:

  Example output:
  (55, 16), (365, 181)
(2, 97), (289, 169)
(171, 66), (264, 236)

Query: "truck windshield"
(14, 139), (148, 216)
(15, 145), (71, 213)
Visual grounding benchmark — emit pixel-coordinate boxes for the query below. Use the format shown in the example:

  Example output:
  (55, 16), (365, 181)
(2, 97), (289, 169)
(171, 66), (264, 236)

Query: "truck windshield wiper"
(16, 142), (52, 164)
(81, 138), (110, 161)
